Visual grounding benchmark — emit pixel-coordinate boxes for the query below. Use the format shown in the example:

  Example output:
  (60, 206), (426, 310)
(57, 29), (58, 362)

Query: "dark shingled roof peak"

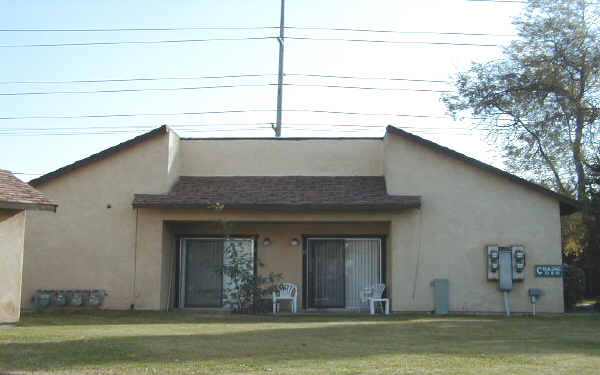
(0, 169), (56, 211)
(133, 176), (421, 212)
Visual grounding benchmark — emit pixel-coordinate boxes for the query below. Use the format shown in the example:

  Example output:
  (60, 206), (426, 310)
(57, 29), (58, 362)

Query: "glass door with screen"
(306, 238), (382, 309)
(179, 237), (254, 308)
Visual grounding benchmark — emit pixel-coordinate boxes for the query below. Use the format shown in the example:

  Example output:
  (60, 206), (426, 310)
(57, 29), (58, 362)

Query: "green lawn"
(1, 311), (599, 374)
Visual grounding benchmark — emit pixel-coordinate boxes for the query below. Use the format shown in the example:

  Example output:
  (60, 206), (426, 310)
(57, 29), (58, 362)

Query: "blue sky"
(0, 0), (526, 180)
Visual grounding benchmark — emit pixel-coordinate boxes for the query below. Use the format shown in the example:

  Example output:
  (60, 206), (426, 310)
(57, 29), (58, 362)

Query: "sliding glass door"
(306, 238), (382, 309)
(307, 239), (346, 308)
(179, 237), (254, 308)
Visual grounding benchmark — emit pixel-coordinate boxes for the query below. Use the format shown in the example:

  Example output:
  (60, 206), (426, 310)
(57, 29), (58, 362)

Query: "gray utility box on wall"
(431, 278), (449, 315)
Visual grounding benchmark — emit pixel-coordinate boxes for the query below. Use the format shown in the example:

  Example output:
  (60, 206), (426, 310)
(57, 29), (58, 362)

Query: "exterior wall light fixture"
(290, 238), (300, 247)
(263, 238), (272, 246)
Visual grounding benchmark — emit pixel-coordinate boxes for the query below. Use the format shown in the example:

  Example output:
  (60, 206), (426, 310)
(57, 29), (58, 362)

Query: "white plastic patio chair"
(272, 283), (297, 314)
(367, 283), (390, 315)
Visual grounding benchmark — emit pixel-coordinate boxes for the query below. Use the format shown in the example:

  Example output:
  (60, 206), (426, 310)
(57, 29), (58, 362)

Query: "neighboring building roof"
(0, 169), (57, 211)
(133, 176), (421, 211)
(385, 125), (580, 215)
(29, 125), (168, 187)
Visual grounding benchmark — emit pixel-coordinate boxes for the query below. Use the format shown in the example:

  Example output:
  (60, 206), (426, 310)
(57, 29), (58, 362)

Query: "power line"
(287, 73), (449, 84)
(0, 74), (276, 85)
(0, 123), (482, 133)
(0, 82), (451, 96)
(0, 122), (271, 132)
(0, 36), (503, 49)
(0, 26), (279, 32)
(0, 83), (276, 96)
(287, 36), (499, 47)
(0, 73), (449, 86)
(0, 128), (273, 136)
(0, 109), (459, 121)
(0, 36), (275, 48)
(283, 83), (450, 93)
(286, 26), (514, 38)
(465, 0), (525, 3)
(0, 26), (515, 37)
(0, 109), (275, 120)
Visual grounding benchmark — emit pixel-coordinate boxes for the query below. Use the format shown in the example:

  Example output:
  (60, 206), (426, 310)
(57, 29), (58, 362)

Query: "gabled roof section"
(133, 176), (421, 212)
(29, 125), (168, 187)
(0, 169), (56, 211)
(385, 125), (580, 215)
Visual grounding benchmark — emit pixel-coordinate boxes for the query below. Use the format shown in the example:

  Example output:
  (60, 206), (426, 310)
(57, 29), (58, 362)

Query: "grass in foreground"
(1, 311), (599, 374)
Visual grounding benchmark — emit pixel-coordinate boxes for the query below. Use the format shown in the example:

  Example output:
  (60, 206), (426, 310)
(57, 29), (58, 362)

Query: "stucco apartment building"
(0, 169), (55, 326)
(23, 125), (578, 314)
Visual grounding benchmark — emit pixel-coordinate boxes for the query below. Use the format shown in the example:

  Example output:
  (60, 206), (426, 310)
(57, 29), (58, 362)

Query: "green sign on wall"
(535, 265), (562, 277)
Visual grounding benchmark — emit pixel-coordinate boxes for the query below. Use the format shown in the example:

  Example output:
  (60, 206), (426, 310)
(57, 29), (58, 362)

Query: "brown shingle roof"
(133, 176), (421, 211)
(385, 126), (580, 215)
(0, 169), (57, 211)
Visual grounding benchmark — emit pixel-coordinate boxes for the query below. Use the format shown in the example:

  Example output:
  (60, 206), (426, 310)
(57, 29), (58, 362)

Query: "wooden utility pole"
(273, 0), (285, 137)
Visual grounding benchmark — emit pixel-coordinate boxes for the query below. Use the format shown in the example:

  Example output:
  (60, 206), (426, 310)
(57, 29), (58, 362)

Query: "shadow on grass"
(19, 310), (435, 327)
(3, 317), (600, 372)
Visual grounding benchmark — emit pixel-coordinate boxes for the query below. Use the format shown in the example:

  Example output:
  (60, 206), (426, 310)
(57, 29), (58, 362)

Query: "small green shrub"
(563, 264), (586, 309)
(220, 240), (282, 314)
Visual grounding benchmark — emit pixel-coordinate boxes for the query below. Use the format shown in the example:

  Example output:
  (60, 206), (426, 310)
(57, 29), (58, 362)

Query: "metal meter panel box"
(487, 245), (525, 281)
(498, 249), (514, 291)
(431, 278), (449, 315)
(511, 246), (525, 280)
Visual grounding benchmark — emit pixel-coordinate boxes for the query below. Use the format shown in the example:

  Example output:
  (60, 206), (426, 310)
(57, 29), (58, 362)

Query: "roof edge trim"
(0, 200), (57, 212)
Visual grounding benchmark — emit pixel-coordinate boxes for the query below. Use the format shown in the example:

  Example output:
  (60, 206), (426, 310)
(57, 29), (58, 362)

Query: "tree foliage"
(443, 0), (600, 201)
(220, 240), (282, 314)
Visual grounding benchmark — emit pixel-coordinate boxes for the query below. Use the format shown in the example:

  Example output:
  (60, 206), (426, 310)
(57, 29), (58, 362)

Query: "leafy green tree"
(443, 0), (599, 202)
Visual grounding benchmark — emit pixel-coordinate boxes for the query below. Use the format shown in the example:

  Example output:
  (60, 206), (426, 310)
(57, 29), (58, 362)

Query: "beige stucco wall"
(384, 133), (564, 313)
(22, 128), (565, 314)
(0, 209), (26, 324)
(23, 131), (178, 310)
(179, 138), (384, 176)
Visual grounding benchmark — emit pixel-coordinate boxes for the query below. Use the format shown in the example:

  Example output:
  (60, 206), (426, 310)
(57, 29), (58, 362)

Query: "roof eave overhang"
(0, 200), (57, 212)
(132, 198), (422, 212)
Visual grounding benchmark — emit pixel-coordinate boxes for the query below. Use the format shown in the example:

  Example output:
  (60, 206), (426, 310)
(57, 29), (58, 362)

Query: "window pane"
(345, 239), (381, 308)
(184, 239), (223, 307)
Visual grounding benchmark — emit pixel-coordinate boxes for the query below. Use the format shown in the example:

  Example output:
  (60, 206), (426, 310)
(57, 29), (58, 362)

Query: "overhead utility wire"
(0, 26), (280, 32)
(0, 83), (276, 96)
(0, 74), (276, 85)
(0, 36), (275, 48)
(0, 109), (480, 121)
(287, 73), (449, 84)
(0, 127), (273, 136)
(0, 26), (515, 37)
(0, 128), (482, 138)
(0, 109), (276, 120)
(466, 0), (525, 3)
(287, 36), (499, 47)
(0, 36), (502, 48)
(282, 83), (450, 93)
(0, 122), (272, 131)
(285, 26), (514, 37)
(0, 83), (450, 96)
(0, 73), (449, 86)
(0, 124), (482, 135)
(0, 123), (483, 133)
